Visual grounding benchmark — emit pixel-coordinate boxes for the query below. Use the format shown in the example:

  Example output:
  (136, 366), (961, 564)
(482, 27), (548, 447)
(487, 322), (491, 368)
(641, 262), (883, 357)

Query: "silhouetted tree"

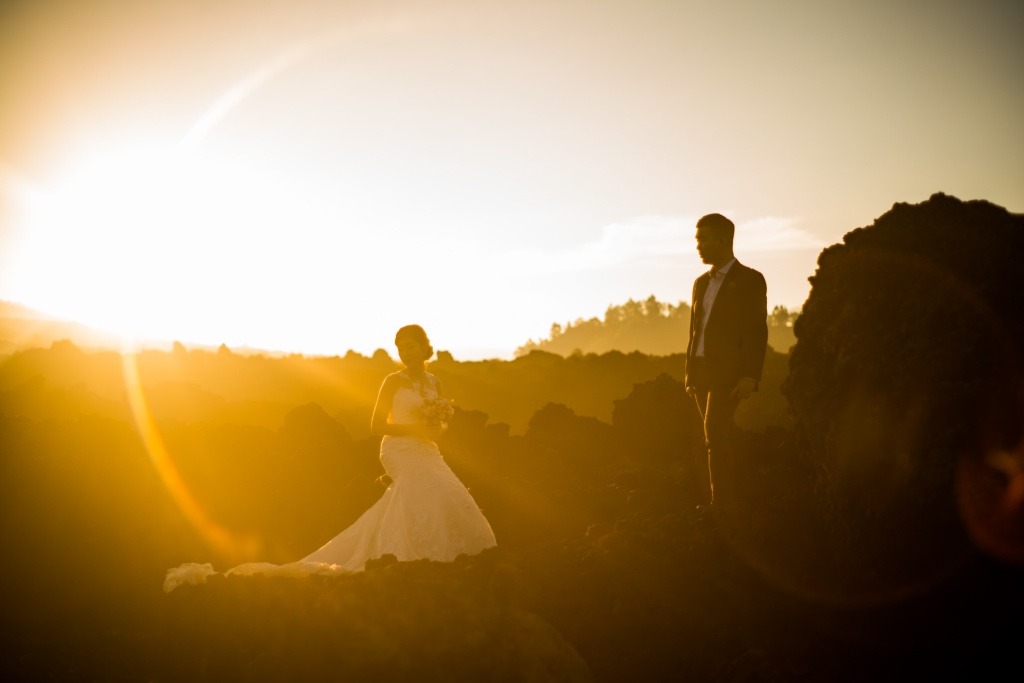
(770, 305), (795, 328)
(517, 296), (694, 357)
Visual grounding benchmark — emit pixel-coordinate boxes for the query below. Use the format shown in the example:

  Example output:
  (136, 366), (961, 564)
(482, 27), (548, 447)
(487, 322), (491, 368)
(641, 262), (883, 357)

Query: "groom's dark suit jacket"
(685, 261), (768, 390)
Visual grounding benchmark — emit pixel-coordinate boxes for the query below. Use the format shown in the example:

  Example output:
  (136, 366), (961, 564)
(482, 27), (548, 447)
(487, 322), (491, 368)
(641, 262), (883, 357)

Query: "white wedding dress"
(164, 373), (496, 592)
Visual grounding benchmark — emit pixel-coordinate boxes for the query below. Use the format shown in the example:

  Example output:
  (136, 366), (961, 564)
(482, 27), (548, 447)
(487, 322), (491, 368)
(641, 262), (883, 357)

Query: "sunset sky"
(1, 0), (1021, 359)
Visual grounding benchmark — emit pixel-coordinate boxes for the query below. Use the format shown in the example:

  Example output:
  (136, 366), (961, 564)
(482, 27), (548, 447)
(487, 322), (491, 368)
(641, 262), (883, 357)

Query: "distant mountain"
(0, 301), (128, 355)
(516, 295), (798, 357)
(0, 301), (297, 357)
(0, 302), (222, 356)
(0, 301), (59, 320)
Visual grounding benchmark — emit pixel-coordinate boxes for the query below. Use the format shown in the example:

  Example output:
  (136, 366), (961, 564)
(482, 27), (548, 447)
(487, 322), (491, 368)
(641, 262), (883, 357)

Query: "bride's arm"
(370, 374), (435, 438)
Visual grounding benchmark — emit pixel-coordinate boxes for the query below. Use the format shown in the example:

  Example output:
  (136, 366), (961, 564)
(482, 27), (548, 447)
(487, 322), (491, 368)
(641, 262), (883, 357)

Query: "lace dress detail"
(165, 372), (496, 591)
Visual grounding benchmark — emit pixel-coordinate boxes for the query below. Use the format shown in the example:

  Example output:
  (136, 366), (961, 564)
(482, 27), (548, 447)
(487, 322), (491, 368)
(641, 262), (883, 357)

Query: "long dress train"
(302, 380), (497, 568)
(164, 375), (496, 591)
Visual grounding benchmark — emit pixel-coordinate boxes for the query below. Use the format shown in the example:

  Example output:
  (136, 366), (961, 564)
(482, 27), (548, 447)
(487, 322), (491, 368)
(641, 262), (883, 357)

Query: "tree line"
(516, 294), (799, 357)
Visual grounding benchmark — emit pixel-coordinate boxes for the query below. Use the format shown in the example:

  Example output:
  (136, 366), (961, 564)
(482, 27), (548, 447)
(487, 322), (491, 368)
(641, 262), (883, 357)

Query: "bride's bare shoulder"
(380, 372), (411, 391)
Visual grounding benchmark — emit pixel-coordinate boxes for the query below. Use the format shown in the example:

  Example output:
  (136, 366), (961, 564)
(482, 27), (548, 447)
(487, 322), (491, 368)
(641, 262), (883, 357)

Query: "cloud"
(565, 215), (698, 268)
(502, 214), (824, 274)
(735, 216), (825, 252)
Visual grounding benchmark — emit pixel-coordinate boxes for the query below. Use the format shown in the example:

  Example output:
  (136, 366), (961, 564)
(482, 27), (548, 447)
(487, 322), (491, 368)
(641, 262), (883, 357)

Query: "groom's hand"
(730, 378), (756, 400)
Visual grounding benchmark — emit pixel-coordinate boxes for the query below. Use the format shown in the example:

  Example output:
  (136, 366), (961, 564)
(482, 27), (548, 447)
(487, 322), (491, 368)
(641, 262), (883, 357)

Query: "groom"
(685, 213), (768, 508)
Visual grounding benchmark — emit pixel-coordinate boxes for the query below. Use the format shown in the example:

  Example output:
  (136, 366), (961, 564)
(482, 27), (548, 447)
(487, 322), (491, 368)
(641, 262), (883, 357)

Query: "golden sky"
(1, 0), (1021, 358)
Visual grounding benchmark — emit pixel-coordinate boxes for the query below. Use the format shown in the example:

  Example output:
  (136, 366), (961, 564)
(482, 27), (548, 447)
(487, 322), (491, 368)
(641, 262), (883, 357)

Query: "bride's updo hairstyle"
(395, 324), (434, 361)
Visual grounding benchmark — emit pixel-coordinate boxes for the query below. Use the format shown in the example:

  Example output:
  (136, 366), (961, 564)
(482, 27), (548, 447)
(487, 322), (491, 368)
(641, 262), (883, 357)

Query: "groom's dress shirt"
(693, 258), (736, 358)
(685, 257), (768, 391)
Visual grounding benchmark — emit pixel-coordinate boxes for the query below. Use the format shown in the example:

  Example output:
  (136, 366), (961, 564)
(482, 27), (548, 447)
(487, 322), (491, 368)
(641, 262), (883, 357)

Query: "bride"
(164, 325), (496, 591)
(302, 324), (496, 568)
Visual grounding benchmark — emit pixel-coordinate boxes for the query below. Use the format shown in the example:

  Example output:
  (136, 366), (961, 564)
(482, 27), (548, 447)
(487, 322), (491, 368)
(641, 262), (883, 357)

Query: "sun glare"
(6, 133), (562, 358)
(10, 142), (349, 349)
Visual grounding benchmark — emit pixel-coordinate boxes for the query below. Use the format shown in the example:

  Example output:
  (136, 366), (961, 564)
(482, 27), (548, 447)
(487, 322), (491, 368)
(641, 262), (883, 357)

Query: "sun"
(8, 141), (343, 349)
(5, 131), (543, 358)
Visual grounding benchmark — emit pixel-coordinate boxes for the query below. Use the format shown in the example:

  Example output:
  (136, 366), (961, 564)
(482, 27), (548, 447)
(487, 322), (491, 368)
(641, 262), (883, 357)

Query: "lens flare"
(122, 350), (261, 561)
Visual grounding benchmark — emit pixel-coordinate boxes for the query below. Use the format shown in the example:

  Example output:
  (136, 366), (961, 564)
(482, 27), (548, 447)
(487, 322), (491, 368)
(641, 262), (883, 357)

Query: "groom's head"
(695, 213), (735, 266)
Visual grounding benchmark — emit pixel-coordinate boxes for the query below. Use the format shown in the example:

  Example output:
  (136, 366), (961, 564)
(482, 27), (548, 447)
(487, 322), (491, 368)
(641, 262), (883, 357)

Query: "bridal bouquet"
(420, 396), (455, 431)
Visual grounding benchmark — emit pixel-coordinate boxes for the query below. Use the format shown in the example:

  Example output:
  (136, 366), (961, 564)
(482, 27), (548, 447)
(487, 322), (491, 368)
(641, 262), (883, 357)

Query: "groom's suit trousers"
(688, 357), (740, 505)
